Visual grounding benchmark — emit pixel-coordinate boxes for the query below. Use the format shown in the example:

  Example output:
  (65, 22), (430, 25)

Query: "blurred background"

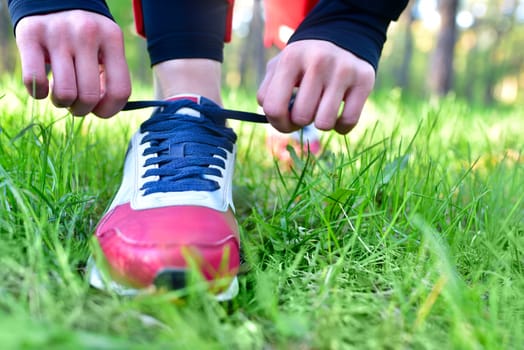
(1, 0), (523, 106)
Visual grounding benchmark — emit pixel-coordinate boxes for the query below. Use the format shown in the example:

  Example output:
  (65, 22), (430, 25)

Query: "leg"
(140, 0), (232, 104)
(153, 59), (222, 104)
(90, 0), (241, 300)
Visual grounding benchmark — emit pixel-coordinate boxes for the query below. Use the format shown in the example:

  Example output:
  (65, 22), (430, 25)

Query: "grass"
(0, 77), (522, 349)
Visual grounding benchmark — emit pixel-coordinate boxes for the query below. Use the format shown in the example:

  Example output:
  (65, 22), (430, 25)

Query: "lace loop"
(123, 99), (266, 195)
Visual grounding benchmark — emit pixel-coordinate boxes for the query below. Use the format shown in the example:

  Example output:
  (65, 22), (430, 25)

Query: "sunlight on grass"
(0, 78), (522, 349)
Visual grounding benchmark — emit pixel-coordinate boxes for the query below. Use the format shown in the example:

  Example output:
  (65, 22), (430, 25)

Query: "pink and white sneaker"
(266, 124), (321, 166)
(261, 93), (322, 166)
(88, 96), (266, 300)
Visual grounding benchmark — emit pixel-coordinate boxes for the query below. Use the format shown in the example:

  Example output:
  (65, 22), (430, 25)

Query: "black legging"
(140, 0), (229, 65)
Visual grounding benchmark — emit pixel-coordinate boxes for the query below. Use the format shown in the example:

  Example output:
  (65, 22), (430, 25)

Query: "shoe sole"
(87, 257), (239, 302)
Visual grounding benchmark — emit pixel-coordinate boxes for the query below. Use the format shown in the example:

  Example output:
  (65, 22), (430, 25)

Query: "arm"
(258, 0), (409, 134)
(7, 0), (131, 117)
(7, 0), (114, 29)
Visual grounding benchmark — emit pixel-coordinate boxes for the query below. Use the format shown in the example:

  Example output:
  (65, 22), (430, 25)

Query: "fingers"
(15, 19), (49, 99)
(312, 86), (345, 131)
(47, 23), (101, 115)
(49, 49), (78, 109)
(14, 10), (130, 118)
(257, 53), (301, 132)
(93, 29), (131, 118)
(335, 82), (373, 134)
(256, 57), (275, 106)
(68, 37), (102, 116)
(291, 69), (322, 127)
(258, 40), (376, 135)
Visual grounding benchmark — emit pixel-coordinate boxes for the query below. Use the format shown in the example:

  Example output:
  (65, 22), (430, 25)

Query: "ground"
(0, 80), (522, 349)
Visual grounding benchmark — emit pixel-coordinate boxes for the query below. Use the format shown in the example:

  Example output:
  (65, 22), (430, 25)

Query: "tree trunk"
(428, 0), (459, 96)
(396, 0), (415, 89)
(483, 1), (518, 105)
(0, 2), (16, 73)
(239, 0), (265, 88)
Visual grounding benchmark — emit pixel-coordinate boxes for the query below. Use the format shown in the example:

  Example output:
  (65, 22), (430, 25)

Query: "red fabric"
(132, 0), (145, 37)
(263, 0), (318, 49)
(132, 0), (235, 42)
(131, 0), (315, 46)
(225, 0), (234, 42)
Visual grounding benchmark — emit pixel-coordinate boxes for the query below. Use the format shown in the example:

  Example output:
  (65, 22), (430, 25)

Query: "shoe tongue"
(166, 94), (202, 118)
(164, 95), (204, 158)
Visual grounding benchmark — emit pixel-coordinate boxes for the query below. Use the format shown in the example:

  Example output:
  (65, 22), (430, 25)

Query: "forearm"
(7, 0), (113, 29)
(289, 0), (409, 70)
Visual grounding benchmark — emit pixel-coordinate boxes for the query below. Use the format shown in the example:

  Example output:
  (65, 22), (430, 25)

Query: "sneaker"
(266, 123), (321, 166)
(88, 95), (266, 301)
(261, 93), (322, 166)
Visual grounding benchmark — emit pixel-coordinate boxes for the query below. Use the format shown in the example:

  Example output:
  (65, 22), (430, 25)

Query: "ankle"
(153, 59), (223, 106)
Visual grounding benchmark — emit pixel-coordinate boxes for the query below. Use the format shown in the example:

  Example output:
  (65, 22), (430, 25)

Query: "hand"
(257, 40), (375, 134)
(15, 10), (131, 117)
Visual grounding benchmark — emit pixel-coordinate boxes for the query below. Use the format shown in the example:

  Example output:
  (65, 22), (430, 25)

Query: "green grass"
(0, 78), (522, 349)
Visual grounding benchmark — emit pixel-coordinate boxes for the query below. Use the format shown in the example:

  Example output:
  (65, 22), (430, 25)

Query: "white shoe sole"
(87, 257), (239, 302)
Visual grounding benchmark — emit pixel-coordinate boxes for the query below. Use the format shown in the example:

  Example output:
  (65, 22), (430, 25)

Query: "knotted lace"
(122, 99), (267, 195)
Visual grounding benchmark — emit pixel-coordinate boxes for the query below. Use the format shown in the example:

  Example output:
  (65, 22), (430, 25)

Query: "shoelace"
(122, 100), (267, 195)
